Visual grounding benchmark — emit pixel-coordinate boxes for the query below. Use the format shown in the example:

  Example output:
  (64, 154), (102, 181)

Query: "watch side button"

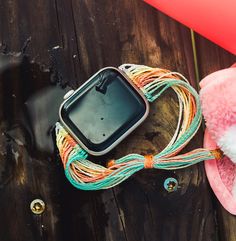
(63, 90), (75, 100)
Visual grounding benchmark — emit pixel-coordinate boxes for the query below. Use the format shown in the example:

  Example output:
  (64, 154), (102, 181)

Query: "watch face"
(59, 67), (149, 155)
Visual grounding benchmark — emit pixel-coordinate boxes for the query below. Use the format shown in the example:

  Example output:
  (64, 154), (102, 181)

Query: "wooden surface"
(0, 1), (235, 241)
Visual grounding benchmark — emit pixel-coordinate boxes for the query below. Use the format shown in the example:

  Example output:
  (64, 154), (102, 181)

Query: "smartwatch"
(59, 67), (149, 156)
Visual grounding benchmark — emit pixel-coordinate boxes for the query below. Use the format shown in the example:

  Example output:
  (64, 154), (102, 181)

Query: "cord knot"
(144, 155), (154, 169)
(211, 149), (224, 160)
(107, 159), (115, 168)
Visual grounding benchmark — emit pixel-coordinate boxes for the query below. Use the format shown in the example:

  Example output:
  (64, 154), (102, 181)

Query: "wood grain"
(0, 1), (64, 241)
(68, 1), (217, 241)
(0, 0), (229, 241)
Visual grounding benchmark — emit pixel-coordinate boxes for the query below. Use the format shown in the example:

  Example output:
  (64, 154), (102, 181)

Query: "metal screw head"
(30, 199), (45, 215)
(164, 177), (178, 192)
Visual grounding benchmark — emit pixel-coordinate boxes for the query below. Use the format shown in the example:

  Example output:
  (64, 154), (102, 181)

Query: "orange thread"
(211, 149), (224, 160)
(144, 155), (154, 169)
(107, 159), (115, 168)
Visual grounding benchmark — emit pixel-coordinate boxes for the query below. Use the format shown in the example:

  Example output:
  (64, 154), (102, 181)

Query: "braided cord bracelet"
(55, 64), (221, 190)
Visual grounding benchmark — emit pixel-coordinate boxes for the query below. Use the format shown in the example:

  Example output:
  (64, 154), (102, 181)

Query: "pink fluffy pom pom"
(200, 66), (236, 163)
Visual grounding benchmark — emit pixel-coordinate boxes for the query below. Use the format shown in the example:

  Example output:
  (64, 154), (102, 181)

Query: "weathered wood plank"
(0, 0), (59, 64)
(71, 1), (217, 241)
(53, 1), (129, 240)
(0, 56), (64, 241)
(0, 2), (65, 241)
(195, 33), (236, 241)
(195, 35), (236, 75)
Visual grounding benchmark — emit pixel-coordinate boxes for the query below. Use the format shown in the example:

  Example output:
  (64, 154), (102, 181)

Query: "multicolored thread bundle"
(55, 64), (221, 190)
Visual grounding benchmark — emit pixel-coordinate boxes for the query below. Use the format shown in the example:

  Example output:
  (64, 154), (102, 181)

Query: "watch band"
(55, 64), (222, 190)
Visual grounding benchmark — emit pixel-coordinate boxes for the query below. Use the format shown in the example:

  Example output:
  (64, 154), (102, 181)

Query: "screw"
(164, 177), (178, 192)
(30, 199), (45, 215)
